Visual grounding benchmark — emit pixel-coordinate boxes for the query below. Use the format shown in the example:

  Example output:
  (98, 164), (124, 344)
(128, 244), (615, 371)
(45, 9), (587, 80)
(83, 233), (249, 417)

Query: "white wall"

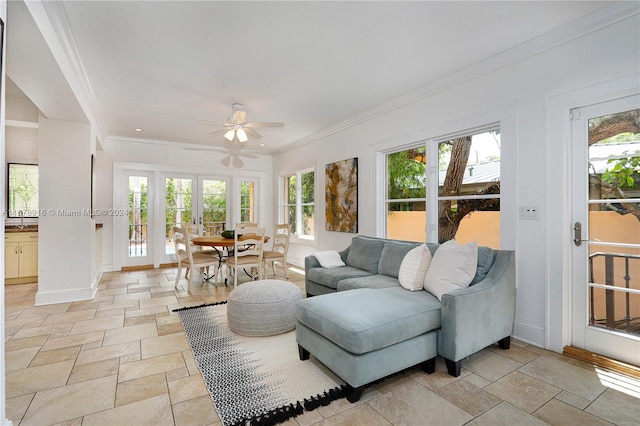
(96, 139), (273, 271)
(273, 12), (640, 350)
(37, 117), (97, 305)
(1, 0), (10, 422)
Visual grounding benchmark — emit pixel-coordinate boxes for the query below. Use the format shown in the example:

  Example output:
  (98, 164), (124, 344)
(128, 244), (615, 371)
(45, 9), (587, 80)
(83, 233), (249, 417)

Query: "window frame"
(382, 124), (502, 245)
(280, 166), (316, 242)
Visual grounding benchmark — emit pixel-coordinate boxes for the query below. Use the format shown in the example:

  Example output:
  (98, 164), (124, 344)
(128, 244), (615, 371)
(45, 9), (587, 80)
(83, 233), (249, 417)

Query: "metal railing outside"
(589, 251), (640, 334)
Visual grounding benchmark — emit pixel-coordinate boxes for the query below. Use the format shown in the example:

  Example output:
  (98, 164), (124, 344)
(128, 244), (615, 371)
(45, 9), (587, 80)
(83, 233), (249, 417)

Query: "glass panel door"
(199, 177), (228, 236)
(240, 180), (256, 224)
(121, 172), (154, 267)
(571, 95), (640, 365)
(163, 175), (195, 258)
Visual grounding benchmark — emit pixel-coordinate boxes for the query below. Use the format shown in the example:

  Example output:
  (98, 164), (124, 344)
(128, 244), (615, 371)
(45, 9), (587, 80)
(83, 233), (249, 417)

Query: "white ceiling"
(6, 1), (614, 154)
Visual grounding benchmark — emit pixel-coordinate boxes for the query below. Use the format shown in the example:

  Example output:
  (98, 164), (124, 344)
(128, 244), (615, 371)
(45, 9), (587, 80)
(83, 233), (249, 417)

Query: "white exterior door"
(159, 174), (229, 265)
(119, 171), (154, 268)
(571, 95), (640, 366)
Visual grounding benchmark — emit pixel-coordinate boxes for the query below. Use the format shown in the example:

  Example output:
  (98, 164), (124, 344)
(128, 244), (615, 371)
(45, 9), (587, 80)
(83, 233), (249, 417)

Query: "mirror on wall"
(7, 163), (39, 218)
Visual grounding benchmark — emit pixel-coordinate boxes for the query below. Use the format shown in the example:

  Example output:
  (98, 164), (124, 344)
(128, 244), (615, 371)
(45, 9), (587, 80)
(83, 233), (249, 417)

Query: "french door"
(571, 95), (640, 366)
(121, 172), (154, 268)
(159, 174), (229, 265)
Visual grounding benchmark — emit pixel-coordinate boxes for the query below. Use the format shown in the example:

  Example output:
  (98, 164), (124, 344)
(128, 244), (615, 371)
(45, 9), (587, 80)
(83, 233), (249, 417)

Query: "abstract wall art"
(325, 157), (358, 233)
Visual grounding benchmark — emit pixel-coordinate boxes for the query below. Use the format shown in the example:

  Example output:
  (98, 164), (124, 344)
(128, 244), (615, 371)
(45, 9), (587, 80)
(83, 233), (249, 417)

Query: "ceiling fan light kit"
(187, 103), (284, 167)
(191, 103), (284, 143)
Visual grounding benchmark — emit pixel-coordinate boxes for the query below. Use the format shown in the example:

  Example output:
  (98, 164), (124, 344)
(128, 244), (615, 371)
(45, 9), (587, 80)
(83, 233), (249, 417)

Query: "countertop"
(6, 224), (102, 232)
(5, 225), (38, 233)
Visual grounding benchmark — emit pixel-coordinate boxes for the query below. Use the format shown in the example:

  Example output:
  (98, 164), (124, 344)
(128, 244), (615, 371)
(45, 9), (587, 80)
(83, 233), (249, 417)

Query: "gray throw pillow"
(378, 241), (420, 278)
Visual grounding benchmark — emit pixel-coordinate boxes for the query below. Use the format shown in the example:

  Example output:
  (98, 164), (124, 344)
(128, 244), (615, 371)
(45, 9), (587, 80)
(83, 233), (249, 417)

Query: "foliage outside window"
(386, 147), (427, 242)
(165, 178), (193, 254)
(438, 131), (501, 245)
(240, 181), (256, 223)
(283, 169), (315, 239)
(588, 109), (640, 221)
(8, 163), (39, 217)
(202, 179), (227, 233)
(128, 176), (148, 257)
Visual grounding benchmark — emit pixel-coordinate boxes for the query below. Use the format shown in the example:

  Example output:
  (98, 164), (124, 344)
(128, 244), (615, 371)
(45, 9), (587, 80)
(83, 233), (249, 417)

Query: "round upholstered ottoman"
(227, 279), (303, 336)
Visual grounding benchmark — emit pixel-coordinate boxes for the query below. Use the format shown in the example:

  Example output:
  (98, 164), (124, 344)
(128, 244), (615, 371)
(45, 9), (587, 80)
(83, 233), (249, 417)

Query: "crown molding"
(273, 1), (640, 155)
(104, 135), (267, 157)
(6, 120), (39, 129)
(105, 135), (212, 150)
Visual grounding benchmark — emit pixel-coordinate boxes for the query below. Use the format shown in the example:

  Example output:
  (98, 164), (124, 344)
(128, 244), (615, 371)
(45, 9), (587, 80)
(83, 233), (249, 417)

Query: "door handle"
(573, 222), (601, 246)
(574, 222), (583, 246)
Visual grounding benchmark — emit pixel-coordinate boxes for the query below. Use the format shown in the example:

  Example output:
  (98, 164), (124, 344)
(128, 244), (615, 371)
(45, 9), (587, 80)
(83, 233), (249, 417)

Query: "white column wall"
(1, 0), (12, 422)
(37, 117), (96, 305)
(273, 14), (639, 349)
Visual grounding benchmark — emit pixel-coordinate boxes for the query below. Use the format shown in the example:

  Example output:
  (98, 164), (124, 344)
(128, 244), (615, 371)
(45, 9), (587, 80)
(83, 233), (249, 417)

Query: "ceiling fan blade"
(188, 117), (229, 126)
(232, 155), (244, 168)
(241, 152), (259, 159)
(184, 147), (226, 153)
(245, 122), (284, 128)
(207, 128), (230, 137)
(220, 155), (232, 167)
(243, 127), (262, 139)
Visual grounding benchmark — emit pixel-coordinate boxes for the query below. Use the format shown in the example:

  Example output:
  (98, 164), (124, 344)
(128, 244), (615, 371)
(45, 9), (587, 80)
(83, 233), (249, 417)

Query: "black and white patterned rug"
(175, 302), (347, 426)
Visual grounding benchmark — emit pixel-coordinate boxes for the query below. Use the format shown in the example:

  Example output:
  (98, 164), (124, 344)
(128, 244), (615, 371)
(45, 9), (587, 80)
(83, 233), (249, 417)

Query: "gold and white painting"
(325, 157), (358, 233)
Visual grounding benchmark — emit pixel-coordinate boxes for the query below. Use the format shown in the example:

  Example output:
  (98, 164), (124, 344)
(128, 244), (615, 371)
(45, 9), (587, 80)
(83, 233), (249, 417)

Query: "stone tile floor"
(4, 266), (640, 425)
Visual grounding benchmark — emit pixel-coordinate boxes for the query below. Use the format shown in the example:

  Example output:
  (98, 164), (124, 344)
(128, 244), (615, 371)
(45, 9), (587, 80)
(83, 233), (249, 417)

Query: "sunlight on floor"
(288, 266), (305, 275)
(596, 367), (640, 399)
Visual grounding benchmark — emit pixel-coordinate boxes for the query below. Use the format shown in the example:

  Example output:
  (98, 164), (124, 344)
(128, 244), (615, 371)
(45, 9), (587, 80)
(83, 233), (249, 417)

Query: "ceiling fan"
(184, 141), (259, 168)
(190, 103), (284, 142)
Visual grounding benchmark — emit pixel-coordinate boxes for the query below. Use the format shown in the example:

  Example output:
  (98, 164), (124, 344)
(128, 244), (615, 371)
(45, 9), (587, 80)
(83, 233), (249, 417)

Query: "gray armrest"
(305, 254), (321, 270)
(437, 250), (516, 362)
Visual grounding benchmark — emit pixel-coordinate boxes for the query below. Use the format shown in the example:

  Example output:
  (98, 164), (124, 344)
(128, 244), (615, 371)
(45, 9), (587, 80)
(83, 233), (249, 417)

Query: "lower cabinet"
(5, 232), (38, 284)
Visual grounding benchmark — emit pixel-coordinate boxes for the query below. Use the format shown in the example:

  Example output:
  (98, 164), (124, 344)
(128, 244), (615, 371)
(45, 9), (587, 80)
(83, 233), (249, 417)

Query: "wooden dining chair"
(225, 225), (265, 288)
(173, 226), (220, 290)
(262, 223), (291, 278)
(184, 224), (217, 256)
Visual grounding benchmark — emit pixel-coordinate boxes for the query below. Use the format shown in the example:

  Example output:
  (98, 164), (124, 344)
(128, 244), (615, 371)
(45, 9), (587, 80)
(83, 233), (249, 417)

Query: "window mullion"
(426, 141), (439, 243)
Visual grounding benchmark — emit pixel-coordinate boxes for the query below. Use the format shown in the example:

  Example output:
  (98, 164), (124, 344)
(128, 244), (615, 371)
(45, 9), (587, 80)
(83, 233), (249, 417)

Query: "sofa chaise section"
(297, 235), (516, 401)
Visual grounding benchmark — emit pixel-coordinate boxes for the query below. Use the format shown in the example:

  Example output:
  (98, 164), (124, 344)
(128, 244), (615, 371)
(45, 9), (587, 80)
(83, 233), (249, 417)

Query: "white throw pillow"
(313, 250), (346, 268)
(424, 240), (478, 301)
(398, 244), (432, 291)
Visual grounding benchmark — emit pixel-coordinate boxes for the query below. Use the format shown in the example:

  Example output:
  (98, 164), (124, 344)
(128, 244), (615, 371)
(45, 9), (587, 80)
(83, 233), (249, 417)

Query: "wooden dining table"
(191, 234), (269, 249)
(191, 234), (270, 283)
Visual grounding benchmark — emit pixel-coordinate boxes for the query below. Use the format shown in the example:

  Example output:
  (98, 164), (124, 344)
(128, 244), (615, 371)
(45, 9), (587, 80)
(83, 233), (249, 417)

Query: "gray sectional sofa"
(296, 235), (516, 402)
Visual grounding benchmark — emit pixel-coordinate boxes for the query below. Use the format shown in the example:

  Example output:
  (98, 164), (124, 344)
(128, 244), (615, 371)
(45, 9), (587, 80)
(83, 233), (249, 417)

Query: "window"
(438, 130), (500, 248)
(165, 177), (193, 254)
(240, 180), (256, 223)
(128, 176), (148, 257)
(282, 169), (315, 239)
(8, 163), (39, 217)
(385, 147), (427, 242)
(384, 128), (501, 248)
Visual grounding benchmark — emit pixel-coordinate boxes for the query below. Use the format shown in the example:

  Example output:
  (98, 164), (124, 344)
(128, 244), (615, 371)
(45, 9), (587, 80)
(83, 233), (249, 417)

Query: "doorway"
(571, 95), (640, 365)
(160, 174), (229, 265)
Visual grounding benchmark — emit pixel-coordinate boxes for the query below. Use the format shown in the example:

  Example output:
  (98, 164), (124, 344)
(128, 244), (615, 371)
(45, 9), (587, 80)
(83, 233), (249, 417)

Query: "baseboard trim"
(512, 321), (545, 348)
(563, 345), (640, 380)
(35, 285), (98, 306)
(120, 264), (155, 272)
(120, 264), (177, 272)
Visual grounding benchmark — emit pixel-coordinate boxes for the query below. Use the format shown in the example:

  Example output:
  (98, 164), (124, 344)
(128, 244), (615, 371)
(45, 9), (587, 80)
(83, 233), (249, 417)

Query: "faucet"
(17, 210), (27, 229)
